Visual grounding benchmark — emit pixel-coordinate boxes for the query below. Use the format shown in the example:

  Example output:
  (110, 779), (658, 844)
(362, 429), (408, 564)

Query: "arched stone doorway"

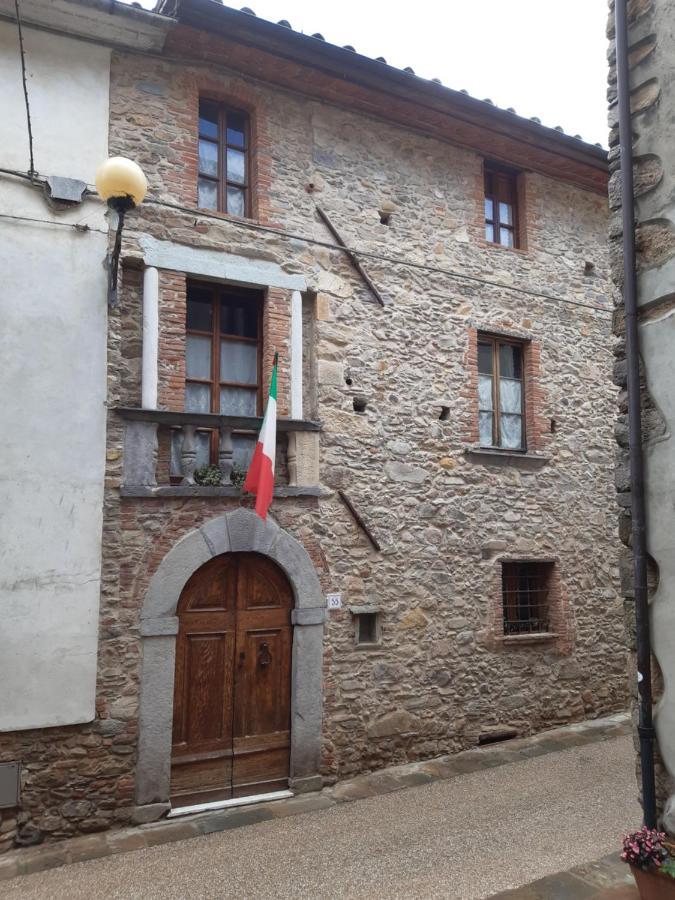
(135, 509), (325, 820)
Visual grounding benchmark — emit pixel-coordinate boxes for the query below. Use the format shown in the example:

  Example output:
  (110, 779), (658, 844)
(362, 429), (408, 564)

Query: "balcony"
(116, 407), (322, 498)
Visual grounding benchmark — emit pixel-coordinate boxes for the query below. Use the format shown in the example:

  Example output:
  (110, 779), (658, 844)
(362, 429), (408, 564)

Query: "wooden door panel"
(170, 754), (233, 806)
(232, 554), (293, 797)
(233, 628), (291, 738)
(183, 632), (232, 747)
(171, 552), (293, 806)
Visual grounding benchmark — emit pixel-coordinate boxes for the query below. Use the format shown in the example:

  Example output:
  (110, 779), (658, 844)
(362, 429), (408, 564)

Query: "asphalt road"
(6, 735), (640, 900)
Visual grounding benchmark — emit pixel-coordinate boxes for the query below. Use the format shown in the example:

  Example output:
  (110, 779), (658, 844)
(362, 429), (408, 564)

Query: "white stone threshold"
(167, 789), (293, 818)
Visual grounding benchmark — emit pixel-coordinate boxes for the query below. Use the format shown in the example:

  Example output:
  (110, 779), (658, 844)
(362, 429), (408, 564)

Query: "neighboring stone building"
(1, 0), (625, 850)
(608, 0), (675, 828)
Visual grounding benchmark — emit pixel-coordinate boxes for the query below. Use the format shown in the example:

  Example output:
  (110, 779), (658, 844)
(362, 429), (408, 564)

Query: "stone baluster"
(287, 432), (298, 487)
(180, 424), (197, 485)
(219, 425), (233, 484)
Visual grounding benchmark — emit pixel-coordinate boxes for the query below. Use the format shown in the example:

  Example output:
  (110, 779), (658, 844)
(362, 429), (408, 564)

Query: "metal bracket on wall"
(337, 489), (382, 551)
(315, 206), (388, 307)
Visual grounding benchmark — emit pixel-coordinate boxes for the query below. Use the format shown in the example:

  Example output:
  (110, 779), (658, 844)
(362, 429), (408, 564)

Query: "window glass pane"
(198, 177), (218, 210)
(220, 386), (257, 416)
(499, 202), (513, 226)
(220, 339), (257, 384)
(479, 411), (493, 446)
(485, 223), (494, 243)
(226, 186), (246, 216)
(232, 434), (256, 470)
(199, 100), (219, 139)
(226, 112), (246, 148)
(499, 227), (514, 248)
(478, 342), (493, 374)
(221, 298), (258, 338)
(478, 374), (493, 410)
(499, 343), (522, 379)
(484, 198), (494, 220)
(484, 170), (494, 196)
(499, 378), (522, 414)
(185, 382), (211, 413)
(500, 414), (523, 449)
(199, 139), (218, 177)
(187, 296), (212, 331)
(186, 335), (212, 379)
(226, 148), (246, 185)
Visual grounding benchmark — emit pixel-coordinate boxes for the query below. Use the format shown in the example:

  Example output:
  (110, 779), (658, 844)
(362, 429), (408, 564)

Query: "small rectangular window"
(477, 334), (525, 450)
(353, 611), (379, 646)
(484, 164), (519, 249)
(502, 561), (554, 635)
(198, 99), (250, 216)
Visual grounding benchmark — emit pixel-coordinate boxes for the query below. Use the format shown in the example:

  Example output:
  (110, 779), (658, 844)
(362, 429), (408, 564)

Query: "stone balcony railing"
(116, 407), (322, 497)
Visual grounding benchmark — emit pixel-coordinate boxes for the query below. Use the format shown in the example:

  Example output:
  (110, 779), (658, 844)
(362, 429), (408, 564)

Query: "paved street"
(5, 733), (640, 900)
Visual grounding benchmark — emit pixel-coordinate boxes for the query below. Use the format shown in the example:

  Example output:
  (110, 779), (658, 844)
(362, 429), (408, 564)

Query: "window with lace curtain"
(171, 281), (262, 477)
(198, 99), (250, 217)
(477, 334), (525, 450)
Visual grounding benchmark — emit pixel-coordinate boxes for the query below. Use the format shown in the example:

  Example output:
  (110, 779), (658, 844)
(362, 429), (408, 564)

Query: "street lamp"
(95, 156), (147, 304)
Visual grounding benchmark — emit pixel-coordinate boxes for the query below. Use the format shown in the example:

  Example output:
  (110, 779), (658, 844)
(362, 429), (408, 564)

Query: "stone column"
(290, 289), (303, 420)
(142, 266), (159, 410)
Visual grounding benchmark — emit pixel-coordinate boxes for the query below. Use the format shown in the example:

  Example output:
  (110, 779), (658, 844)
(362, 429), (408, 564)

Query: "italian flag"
(244, 353), (278, 520)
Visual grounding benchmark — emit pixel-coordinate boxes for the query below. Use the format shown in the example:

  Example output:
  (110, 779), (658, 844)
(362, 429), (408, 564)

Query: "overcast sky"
(128, 0), (610, 147)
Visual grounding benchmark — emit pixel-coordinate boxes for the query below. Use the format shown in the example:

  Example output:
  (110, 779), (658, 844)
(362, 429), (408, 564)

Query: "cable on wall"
(13, 0), (36, 178)
(142, 196), (612, 317)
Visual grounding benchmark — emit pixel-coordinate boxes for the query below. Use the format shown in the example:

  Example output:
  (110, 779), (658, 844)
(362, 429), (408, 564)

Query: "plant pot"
(631, 865), (675, 900)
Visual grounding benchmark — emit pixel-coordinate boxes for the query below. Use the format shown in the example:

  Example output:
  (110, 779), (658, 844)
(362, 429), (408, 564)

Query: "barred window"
(502, 561), (554, 635)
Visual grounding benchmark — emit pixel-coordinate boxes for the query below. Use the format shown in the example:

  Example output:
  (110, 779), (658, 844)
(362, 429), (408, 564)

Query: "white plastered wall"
(0, 21), (110, 729)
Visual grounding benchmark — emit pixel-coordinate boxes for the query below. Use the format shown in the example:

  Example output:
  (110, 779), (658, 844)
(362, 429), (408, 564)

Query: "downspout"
(615, 0), (657, 828)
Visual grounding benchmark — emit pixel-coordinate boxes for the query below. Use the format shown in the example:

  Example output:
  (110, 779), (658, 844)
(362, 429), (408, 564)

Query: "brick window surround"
(469, 159), (531, 252)
(462, 326), (548, 453)
(483, 557), (575, 653)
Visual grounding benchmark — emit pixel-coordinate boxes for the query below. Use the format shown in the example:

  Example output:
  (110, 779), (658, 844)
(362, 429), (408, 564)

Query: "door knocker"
(258, 642), (272, 668)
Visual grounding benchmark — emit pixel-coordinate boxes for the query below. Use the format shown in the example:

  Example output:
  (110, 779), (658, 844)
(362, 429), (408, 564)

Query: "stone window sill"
(120, 485), (329, 498)
(502, 633), (559, 646)
(476, 237), (530, 258)
(464, 447), (550, 469)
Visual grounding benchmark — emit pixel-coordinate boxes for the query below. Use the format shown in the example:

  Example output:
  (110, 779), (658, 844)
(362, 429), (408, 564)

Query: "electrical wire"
(0, 165), (611, 318)
(143, 197), (612, 316)
(0, 212), (107, 234)
(13, 0), (36, 178)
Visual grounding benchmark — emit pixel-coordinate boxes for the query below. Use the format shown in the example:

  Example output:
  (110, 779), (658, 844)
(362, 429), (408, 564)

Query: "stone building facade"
(1, 0), (626, 849)
(608, 0), (675, 828)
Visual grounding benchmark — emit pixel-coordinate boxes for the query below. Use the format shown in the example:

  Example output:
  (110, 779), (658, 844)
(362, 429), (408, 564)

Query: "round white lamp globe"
(95, 156), (147, 207)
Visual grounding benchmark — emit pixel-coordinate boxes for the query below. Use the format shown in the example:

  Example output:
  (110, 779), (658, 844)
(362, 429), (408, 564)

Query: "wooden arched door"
(170, 552), (293, 806)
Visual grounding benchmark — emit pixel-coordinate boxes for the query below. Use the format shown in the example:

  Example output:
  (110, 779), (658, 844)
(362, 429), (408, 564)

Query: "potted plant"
(622, 826), (675, 898)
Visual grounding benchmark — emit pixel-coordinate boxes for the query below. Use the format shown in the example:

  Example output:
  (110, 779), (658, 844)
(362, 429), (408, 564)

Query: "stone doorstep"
(485, 852), (637, 898)
(0, 712), (630, 883)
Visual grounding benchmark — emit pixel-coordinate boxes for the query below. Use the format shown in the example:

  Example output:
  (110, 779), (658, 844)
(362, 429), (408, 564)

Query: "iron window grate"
(502, 561), (554, 635)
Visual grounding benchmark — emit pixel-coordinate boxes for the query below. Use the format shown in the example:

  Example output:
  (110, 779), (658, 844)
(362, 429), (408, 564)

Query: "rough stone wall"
(0, 32), (626, 850)
(607, 0), (675, 826)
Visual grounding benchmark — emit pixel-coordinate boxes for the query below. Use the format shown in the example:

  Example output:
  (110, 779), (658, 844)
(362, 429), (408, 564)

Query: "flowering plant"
(622, 826), (668, 871)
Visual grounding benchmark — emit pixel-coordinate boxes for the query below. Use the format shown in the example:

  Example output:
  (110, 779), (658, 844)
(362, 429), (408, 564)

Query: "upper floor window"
(478, 335), (524, 450)
(198, 99), (250, 216)
(484, 164), (518, 249)
(183, 282), (262, 470)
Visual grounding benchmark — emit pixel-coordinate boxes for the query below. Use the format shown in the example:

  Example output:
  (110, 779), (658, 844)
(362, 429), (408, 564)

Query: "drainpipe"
(615, 0), (657, 829)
